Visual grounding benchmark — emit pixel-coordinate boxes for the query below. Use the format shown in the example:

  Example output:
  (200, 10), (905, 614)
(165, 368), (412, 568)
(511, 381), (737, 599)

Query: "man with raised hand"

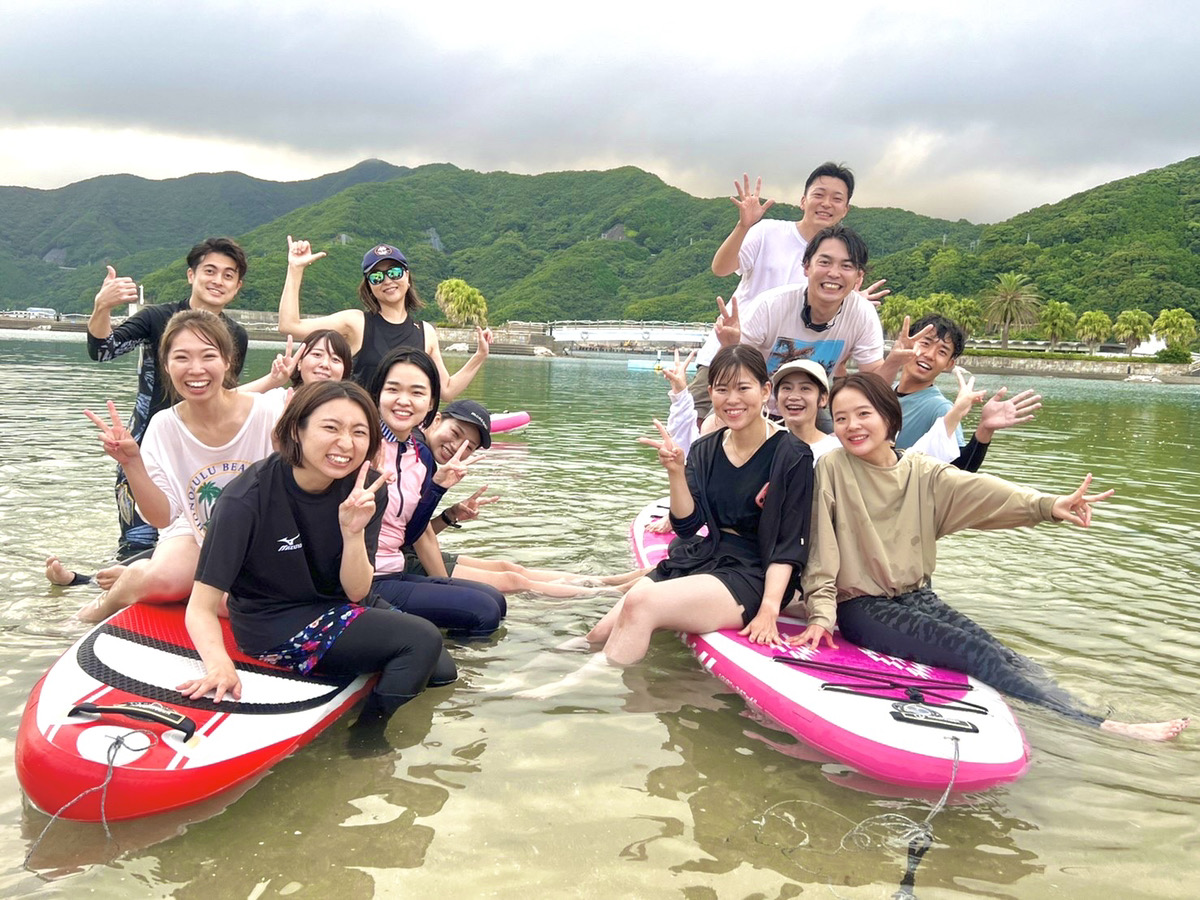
(893, 314), (1042, 471)
(82, 237), (250, 560)
(688, 163), (888, 418)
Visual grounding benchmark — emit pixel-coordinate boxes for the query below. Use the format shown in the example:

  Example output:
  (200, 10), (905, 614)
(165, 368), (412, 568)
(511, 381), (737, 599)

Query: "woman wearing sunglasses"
(277, 236), (492, 394)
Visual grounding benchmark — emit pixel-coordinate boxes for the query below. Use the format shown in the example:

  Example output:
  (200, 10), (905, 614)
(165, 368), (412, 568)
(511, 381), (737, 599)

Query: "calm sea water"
(1, 334), (1198, 899)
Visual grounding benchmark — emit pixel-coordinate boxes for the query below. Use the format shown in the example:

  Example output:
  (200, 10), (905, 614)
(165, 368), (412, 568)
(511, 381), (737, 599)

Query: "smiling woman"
(276, 237), (493, 397)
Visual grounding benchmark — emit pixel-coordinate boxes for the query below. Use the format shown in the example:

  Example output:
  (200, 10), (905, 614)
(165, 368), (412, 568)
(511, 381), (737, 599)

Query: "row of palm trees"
(975, 273), (1196, 354)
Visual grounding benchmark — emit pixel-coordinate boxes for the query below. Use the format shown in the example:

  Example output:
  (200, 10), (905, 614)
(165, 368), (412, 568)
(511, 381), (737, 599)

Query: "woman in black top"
(586, 346), (814, 664)
(276, 236), (491, 395)
(178, 381), (455, 740)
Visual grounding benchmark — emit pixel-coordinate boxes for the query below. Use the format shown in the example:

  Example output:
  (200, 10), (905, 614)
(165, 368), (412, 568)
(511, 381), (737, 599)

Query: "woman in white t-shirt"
(75, 309), (277, 622)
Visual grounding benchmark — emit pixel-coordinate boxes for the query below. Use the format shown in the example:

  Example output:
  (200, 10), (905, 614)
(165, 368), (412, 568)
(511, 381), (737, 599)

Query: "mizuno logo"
(277, 535), (304, 552)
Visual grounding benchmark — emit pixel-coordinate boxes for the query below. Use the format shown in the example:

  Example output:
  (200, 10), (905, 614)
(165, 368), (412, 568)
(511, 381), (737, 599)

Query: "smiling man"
(85, 237), (250, 558)
(716, 226), (908, 404)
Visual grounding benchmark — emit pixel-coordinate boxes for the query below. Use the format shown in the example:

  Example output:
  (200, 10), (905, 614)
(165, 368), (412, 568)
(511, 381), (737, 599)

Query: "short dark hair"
(291, 328), (354, 387)
(158, 308), (239, 401)
(708, 345), (769, 388)
(802, 224), (868, 271)
(187, 237), (248, 280)
(910, 314), (967, 359)
(805, 162), (854, 201)
(369, 347), (441, 428)
(830, 373), (903, 442)
(274, 380), (381, 470)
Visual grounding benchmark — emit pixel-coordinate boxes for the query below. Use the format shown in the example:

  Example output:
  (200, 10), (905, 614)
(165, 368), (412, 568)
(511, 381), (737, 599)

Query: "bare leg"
(75, 535), (199, 623)
(586, 596), (627, 645)
(454, 555), (647, 589)
(602, 574), (743, 665)
(95, 564), (127, 590)
(1099, 718), (1190, 742)
(452, 562), (612, 599)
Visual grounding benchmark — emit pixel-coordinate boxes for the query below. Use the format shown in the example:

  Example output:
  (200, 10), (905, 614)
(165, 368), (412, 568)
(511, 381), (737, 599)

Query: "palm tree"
(1039, 300), (1076, 349)
(1152, 307), (1198, 350)
(1075, 310), (1112, 354)
(983, 273), (1041, 349)
(1113, 309), (1153, 354)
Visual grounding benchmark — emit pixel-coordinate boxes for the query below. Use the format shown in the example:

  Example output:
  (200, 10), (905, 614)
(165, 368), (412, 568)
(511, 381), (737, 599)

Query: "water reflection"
(3, 338), (1200, 898)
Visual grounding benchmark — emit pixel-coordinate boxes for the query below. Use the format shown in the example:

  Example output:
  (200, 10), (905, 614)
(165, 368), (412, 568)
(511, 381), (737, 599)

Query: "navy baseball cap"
(443, 400), (492, 449)
(362, 243), (408, 274)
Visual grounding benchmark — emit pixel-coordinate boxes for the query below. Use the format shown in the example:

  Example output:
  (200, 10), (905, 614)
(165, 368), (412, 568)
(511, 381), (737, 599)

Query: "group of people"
(48, 161), (1187, 750)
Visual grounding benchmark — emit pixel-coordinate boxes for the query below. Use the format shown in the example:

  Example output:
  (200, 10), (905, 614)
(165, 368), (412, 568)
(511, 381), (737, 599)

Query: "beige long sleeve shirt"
(801, 449), (1058, 632)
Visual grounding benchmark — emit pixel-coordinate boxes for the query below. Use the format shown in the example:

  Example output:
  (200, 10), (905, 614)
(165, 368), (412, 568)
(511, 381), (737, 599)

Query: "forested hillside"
(0, 159), (408, 308)
(131, 164), (980, 322)
(871, 155), (1200, 322)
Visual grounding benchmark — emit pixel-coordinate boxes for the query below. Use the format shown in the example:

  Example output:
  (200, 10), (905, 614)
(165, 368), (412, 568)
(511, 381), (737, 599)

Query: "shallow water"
(1, 336), (1198, 899)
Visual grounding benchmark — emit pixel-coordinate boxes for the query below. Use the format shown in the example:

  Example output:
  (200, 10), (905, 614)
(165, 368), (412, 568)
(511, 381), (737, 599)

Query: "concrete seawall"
(960, 354), (1196, 384)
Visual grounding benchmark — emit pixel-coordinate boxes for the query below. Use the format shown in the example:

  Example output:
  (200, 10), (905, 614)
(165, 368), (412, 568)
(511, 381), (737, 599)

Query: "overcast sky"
(2, 1), (1197, 223)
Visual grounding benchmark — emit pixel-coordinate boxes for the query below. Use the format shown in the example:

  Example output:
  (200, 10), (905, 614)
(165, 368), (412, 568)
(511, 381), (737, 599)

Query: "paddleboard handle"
(69, 701), (197, 741)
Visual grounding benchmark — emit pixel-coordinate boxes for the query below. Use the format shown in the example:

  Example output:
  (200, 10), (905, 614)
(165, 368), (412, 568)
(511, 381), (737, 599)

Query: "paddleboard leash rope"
(23, 728), (158, 868)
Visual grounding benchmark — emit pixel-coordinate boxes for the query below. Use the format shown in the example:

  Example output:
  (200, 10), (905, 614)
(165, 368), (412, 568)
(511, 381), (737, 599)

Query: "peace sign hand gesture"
(637, 418), (685, 474)
(714, 295), (741, 347)
(270, 335), (306, 387)
(950, 368), (987, 420)
(661, 348), (697, 394)
(286, 235), (327, 269)
(84, 400), (140, 466)
(339, 462), (393, 536)
(432, 440), (474, 489)
(452, 483), (500, 523)
(729, 174), (775, 230)
(1051, 473), (1114, 528)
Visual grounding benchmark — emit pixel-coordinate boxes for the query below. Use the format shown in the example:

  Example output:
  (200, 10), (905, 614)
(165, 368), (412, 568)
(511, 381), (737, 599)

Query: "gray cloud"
(2, 1), (1197, 221)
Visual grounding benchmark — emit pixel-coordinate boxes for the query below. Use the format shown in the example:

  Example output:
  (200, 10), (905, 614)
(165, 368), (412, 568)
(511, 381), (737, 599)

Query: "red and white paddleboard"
(629, 498), (1030, 792)
(489, 411), (531, 434)
(16, 603), (373, 822)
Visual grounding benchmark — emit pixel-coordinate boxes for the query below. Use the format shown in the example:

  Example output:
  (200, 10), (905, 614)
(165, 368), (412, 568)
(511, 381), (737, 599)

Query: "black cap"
(443, 399), (492, 449)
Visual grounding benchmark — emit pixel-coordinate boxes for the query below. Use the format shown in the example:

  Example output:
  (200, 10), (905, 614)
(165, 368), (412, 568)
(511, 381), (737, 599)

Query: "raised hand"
(84, 400), (140, 466)
(1051, 473), (1114, 528)
(978, 387), (1042, 435)
(859, 277), (891, 307)
(729, 174), (775, 230)
(714, 295), (741, 347)
(474, 325), (493, 359)
(950, 368), (987, 420)
(286, 235), (327, 269)
(452, 483), (500, 523)
(93, 265), (139, 312)
(339, 462), (393, 535)
(885, 315), (937, 366)
(637, 418), (685, 473)
(270, 335), (306, 386)
(432, 440), (473, 489)
(661, 348), (697, 394)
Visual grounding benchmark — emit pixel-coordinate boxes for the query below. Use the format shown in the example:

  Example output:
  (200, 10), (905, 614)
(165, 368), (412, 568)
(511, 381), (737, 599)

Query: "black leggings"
(312, 601), (457, 721)
(837, 589), (1103, 727)
(373, 573), (507, 639)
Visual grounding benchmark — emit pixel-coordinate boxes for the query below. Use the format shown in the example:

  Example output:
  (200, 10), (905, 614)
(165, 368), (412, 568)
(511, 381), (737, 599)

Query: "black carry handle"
(69, 701), (197, 741)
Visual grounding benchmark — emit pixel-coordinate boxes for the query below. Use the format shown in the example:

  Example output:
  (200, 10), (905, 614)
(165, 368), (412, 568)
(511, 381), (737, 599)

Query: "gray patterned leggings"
(837, 588), (1103, 726)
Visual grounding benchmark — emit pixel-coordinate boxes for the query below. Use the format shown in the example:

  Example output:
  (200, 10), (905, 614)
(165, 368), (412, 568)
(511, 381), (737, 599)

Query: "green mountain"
(0, 159), (408, 309)
(870, 155), (1200, 321)
(130, 164), (982, 323)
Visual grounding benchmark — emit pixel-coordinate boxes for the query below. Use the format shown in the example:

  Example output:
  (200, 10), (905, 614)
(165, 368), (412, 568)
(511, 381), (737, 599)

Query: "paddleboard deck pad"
(629, 498), (1029, 791)
(17, 603), (372, 822)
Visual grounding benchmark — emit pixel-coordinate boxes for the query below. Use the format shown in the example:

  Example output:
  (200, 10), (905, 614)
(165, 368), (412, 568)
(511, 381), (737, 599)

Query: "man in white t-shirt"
(713, 226), (921, 428)
(688, 163), (888, 417)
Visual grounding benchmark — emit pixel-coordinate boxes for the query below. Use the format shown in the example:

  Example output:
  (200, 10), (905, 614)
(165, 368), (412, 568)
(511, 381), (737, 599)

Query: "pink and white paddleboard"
(17, 603), (373, 822)
(490, 411), (531, 434)
(629, 498), (1030, 792)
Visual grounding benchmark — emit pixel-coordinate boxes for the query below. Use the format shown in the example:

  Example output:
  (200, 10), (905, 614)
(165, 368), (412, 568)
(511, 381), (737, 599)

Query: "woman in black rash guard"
(178, 380), (456, 746)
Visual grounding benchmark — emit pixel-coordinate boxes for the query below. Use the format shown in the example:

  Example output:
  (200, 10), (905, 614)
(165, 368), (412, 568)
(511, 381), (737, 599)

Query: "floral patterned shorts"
(257, 604), (366, 675)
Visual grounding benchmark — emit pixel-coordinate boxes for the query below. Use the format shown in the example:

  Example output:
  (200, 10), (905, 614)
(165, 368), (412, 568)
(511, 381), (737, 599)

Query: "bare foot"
(95, 564), (127, 590)
(1100, 717), (1190, 741)
(45, 555), (81, 586)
